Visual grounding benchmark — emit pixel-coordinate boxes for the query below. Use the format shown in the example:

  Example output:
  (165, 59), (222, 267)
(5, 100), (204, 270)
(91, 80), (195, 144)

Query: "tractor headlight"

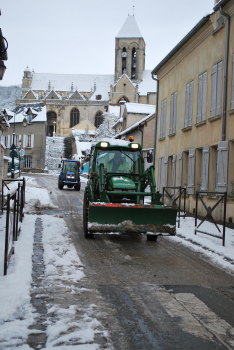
(130, 143), (139, 149)
(100, 142), (109, 148)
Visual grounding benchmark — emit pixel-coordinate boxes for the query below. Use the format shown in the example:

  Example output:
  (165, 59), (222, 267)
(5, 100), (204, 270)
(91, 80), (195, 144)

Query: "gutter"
(151, 16), (210, 75)
(151, 74), (159, 165)
(213, 0), (230, 11)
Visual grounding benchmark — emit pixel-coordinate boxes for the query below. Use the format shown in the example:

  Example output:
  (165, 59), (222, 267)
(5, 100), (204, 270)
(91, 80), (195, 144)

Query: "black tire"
(58, 178), (63, 190)
(147, 234), (157, 241)
(83, 187), (93, 239)
(74, 183), (81, 191)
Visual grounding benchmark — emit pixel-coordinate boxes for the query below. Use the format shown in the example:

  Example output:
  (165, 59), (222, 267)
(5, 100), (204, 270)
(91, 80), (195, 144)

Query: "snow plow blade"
(88, 203), (177, 235)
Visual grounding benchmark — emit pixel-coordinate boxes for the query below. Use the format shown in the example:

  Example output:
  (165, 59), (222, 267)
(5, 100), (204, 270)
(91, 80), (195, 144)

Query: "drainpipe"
(138, 126), (143, 146)
(219, 5), (230, 141)
(151, 73), (159, 165)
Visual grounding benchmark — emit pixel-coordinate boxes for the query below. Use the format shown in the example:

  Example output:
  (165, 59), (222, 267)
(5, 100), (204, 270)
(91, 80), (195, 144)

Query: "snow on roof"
(89, 77), (114, 101)
(113, 73), (136, 88)
(116, 112), (155, 137)
(31, 73), (114, 96)
(112, 117), (123, 129)
(44, 90), (62, 100)
(125, 102), (155, 114)
(75, 139), (92, 158)
(109, 105), (120, 117)
(8, 103), (46, 123)
(116, 16), (143, 38)
(138, 70), (157, 95)
(3, 108), (14, 117)
(97, 138), (130, 147)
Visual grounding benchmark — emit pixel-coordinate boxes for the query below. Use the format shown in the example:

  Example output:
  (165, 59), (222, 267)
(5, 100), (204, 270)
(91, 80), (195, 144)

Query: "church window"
(131, 48), (136, 79)
(95, 111), (103, 128)
(70, 108), (79, 128)
(122, 47), (127, 75)
(96, 95), (102, 100)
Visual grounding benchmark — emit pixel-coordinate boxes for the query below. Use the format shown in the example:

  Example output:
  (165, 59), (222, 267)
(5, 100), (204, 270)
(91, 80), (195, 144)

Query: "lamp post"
(53, 121), (56, 136)
(11, 132), (15, 178)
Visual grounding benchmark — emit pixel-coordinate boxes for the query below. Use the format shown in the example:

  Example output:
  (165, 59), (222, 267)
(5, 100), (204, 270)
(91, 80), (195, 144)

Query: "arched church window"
(131, 48), (136, 79)
(70, 108), (79, 128)
(122, 47), (127, 75)
(95, 111), (103, 128)
(118, 96), (129, 103)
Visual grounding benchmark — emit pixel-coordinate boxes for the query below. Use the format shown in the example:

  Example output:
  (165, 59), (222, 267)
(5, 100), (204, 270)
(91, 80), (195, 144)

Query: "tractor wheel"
(58, 178), (63, 190)
(75, 183), (81, 191)
(83, 187), (93, 239)
(147, 234), (157, 242)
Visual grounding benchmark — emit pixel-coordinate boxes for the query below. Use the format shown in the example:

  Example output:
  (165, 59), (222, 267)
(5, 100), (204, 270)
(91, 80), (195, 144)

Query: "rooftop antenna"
(133, 5), (134, 16)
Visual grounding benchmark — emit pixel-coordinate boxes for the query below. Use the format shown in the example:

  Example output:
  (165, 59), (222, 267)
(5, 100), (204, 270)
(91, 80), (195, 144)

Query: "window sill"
(159, 137), (165, 141)
(195, 120), (206, 127)
(182, 126), (192, 132)
(208, 115), (222, 122)
(228, 109), (234, 115)
(25, 146), (32, 148)
(168, 132), (176, 138)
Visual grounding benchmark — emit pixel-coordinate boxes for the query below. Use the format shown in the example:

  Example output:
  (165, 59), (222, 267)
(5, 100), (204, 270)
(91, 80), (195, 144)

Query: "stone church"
(17, 15), (156, 137)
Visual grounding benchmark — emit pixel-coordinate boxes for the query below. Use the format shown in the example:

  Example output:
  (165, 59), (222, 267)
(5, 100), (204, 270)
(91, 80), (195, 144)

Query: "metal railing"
(162, 186), (186, 228)
(2, 178), (26, 275)
(194, 191), (227, 246)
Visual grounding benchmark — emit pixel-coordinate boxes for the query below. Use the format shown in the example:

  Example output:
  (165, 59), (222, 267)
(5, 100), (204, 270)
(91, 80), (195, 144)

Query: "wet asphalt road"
(34, 174), (234, 350)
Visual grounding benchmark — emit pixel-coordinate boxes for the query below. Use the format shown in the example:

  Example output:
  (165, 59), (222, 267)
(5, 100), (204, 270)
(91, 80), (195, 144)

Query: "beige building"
(151, 0), (234, 222)
(16, 16), (156, 138)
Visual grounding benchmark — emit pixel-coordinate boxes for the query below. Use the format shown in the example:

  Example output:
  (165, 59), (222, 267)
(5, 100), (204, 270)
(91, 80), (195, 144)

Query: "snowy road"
(33, 174), (234, 350)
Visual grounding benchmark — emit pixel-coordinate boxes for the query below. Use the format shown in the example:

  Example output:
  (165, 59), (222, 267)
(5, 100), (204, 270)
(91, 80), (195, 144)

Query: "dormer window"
(27, 114), (32, 124)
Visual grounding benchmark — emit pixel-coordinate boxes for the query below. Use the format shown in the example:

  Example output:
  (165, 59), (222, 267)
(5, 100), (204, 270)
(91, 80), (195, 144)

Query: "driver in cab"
(106, 152), (130, 173)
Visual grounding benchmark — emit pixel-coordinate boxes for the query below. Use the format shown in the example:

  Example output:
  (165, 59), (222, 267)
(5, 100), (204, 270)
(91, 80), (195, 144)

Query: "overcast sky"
(0, 0), (215, 87)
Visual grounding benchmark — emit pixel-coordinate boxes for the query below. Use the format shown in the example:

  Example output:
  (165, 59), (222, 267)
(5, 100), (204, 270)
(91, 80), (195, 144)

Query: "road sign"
(9, 151), (18, 158)
(19, 149), (25, 157)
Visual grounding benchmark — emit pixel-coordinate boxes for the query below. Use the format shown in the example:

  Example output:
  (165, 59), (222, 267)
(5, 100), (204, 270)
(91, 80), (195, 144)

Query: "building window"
(170, 92), (177, 135)
(94, 111), (104, 128)
(187, 149), (196, 194)
(15, 135), (21, 148)
(23, 134), (34, 148)
(24, 155), (32, 169)
(70, 108), (79, 128)
(231, 54), (234, 110)
(160, 99), (166, 138)
(184, 81), (194, 128)
(122, 47), (127, 74)
(211, 61), (222, 118)
(2, 135), (10, 148)
(197, 71), (207, 123)
(131, 48), (136, 79)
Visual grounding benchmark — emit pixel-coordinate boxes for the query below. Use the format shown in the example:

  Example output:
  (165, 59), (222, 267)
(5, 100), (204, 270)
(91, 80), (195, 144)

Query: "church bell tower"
(115, 15), (145, 83)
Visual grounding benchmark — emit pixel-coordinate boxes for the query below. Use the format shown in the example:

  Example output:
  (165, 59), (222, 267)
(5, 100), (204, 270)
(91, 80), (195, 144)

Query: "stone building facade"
(16, 16), (156, 137)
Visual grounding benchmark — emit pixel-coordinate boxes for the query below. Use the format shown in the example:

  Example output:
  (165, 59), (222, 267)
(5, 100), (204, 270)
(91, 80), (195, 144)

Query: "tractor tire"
(58, 178), (63, 190)
(147, 234), (157, 242)
(83, 187), (94, 239)
(75, 183), (81, 191)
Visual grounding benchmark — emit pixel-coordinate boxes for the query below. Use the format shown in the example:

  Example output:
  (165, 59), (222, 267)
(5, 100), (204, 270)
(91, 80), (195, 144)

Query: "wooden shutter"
(171, 155), (177, 194)
(23, 135), (27, 148)
(158, 158), (163, 192)
(231, 54), (234, 110)
(188, 81), (193, 126)
(160, 101), (164, 138)
(7, 135), (11, 148)
(163, 157), (168, 188)
(202, 71), (207, 121)
(197, 74), (202, 123)
(200, 146), (210, 191)
(216, 61), (222, 116)
(216, 141), (229, 191)
(185, 83), (189, 127)
(187, 149), (196, 194)
(31, 134), (34, 148)
(163, 99), (166, 138)
(178, 152), (183, 187)
(170, 94), (174, 135)
(173, 92), (177, 133)
(211, 64), (217, 118)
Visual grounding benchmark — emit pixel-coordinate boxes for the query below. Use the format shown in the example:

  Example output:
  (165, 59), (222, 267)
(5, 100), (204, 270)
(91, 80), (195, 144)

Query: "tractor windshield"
(95, 149), (142, 174)
(62, 161), (78, 177)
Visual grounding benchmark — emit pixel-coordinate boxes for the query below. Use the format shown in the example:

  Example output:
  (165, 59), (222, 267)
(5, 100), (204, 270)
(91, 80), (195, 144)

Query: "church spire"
(116, 15), (142, 38)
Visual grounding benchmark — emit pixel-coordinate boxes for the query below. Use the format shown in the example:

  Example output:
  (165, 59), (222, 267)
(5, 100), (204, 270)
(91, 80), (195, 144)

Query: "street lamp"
(0, 60), (6, 80)
(23, 117), (27, 127)
(53, 121), (56, 136)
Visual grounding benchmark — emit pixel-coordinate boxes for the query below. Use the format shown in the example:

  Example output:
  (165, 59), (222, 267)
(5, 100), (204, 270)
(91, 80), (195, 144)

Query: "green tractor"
(83, 139), (177, 240)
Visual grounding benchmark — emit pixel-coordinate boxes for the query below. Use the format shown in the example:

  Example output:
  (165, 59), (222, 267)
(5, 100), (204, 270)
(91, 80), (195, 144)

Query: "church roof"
(116, 16), (142, 38)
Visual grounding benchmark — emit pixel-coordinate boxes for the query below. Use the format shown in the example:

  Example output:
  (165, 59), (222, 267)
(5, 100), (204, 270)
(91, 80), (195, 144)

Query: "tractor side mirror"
(147, 151), (153, 163)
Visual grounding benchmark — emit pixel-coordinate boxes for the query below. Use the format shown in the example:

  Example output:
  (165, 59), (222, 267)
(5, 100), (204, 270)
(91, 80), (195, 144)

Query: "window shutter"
(216, 141), (229, 192)
(185, 83), (189, 127)
(31, 134), (34, 148)
(19, 135), (22, 148)
(170, 94), (174, 135)
(211, 64), (217, 118)
(231, 54), (234, 110)
(178, 152), (183, 187)
(197, 74), (202, 123)
(202, 71), (207, 121)
(160, 101), (164, 138)
(7, 135), (11, 148)
(173, 92), (177, 134)
(188, 81), (193, 126)
(158, 158), (163, 192)
(216, 61), (222, 116)
(200, 146), (210, 191)
(23, 135), (27, 148)
(163, 99), (166, 138)
(163, 157), (168, 188)
(171, 155), (177, 195)
(187, 149), (196, 194)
